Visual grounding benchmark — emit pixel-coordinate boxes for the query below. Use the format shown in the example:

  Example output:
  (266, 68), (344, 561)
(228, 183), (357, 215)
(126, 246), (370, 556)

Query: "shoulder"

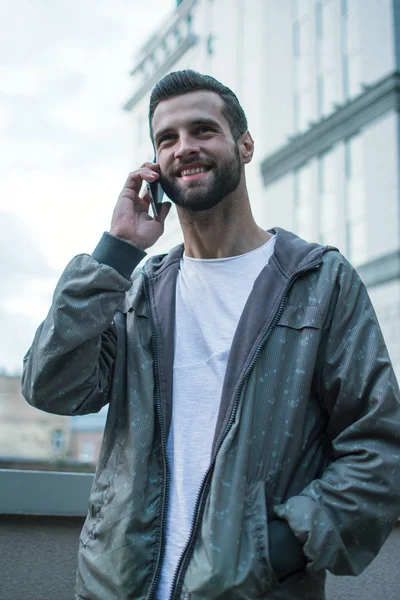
(320, 250), (365, 293)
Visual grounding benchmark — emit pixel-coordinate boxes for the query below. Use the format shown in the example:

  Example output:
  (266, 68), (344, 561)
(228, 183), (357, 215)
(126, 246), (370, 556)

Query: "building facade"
(0, 375), (71, 463)
(69, 408), (108, 465)
(124, 0), (400, 378)
(0, 374), (105, 469)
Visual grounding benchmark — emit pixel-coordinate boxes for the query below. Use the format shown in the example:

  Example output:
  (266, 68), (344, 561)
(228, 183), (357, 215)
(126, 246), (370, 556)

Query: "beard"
(158, 144), (242, 212)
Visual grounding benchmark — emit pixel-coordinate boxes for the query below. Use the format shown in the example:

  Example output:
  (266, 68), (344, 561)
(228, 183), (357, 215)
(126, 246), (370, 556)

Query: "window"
(298, 91), (313, 132)
(342, 2), (363, 100)
(318, 147), (339, 247)
(317, 74), (324, 118)
(347, 53), (362, 99)
(292, 0), (300, 20)
(319, 0), (341, 116)
(293, 15), (314, 132)
(342, 53), (349, 101)
(293, 91), (300, 131)
(298, 0), (312, 19)
(316, 1), (323, 39)
(345, 132), (363, 179)
(52, 429), (65, 454)
(79, 441), (95, 464)
(345, 134), (367, 265)
(293, 21), (300, 57)
(294, 162), (314, 240)
(323, 72), (337, 116)
(298, 19), (313, 90)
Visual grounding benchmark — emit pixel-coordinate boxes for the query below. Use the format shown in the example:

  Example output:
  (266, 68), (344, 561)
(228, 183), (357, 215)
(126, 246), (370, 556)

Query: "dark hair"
(148, 69), (248, 141)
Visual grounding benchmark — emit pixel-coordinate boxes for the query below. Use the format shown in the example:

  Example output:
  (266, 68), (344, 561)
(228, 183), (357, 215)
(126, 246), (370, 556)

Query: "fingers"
(122, 166), (160, 195)
(156, 201), (172, 225)
(141, 161), (160, 171)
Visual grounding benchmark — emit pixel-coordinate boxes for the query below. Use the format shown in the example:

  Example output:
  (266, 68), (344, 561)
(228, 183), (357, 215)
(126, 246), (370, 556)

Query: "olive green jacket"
(22, 228), (400, 600)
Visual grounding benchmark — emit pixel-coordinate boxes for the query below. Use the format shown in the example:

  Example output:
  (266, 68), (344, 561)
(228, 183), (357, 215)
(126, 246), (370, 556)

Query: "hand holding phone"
(109, 163), (170, 251)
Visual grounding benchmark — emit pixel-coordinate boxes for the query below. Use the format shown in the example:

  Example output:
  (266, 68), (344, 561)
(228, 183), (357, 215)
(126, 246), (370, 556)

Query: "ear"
(237, 131), (254, 164)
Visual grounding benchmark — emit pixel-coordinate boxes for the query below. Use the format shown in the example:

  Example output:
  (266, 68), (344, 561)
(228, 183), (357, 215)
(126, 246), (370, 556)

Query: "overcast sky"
(0, 0), (175, 373)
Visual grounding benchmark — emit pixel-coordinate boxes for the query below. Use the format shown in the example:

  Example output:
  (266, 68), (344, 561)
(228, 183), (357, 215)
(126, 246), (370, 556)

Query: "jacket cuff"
(91, 232), (147, 279)
(268, 518), (307, 581)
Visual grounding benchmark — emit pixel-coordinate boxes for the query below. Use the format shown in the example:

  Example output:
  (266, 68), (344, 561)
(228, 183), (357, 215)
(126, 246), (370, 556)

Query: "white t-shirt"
(157, 235), (276, 599)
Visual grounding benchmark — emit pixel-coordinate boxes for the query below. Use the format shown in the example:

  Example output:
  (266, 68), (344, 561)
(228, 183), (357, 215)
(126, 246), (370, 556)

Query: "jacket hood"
(269, 227), (334, 276)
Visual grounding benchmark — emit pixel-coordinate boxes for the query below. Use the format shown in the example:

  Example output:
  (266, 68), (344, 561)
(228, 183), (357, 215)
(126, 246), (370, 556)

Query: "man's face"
(151, 91), (243, 212)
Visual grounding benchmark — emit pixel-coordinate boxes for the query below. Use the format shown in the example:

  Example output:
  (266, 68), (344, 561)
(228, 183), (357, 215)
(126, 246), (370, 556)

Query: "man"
(22, 70), (400, 600)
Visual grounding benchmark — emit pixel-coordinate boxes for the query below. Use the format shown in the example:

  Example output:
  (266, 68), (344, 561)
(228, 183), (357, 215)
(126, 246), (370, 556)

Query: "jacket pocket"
(243, 481), (279, 597)
(80, 442), (124, 547)
(277, 305), (323, 330)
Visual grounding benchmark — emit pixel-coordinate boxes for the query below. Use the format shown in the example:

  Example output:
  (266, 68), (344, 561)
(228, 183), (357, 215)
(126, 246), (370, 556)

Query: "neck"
(176, 186), (271, 259)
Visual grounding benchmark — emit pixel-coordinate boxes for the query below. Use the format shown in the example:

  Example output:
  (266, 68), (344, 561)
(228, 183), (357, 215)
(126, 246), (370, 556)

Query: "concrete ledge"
(260, 71), (400, 186)
(357, 249), (400, 288)
(0, 469), (93, 516)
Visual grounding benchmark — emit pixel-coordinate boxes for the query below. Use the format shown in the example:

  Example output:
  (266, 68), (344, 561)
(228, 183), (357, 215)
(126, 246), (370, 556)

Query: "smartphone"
(146, 157), (164, 218)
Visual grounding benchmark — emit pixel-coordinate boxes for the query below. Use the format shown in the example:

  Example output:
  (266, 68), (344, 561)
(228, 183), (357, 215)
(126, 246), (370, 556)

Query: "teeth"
(181, 167), (207, 176)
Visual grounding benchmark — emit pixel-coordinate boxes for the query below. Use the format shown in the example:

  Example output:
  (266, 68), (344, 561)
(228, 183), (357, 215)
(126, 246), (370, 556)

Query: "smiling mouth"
(179, 166), (211, 177)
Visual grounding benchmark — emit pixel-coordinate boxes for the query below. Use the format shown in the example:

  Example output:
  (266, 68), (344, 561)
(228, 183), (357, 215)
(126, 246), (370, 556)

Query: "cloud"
(0, 211), (56, 284)
(0, 307), (48, 374)
(0, 0), (174, 70)
(0, 0), (125, 68)
(0, 66), (54, 97)
(2, 72), (86, 141)
(0, 211), (58, 372)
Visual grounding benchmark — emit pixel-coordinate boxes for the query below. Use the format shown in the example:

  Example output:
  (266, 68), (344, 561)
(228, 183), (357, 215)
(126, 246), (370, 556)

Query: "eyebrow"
(154, 118), (221, 145)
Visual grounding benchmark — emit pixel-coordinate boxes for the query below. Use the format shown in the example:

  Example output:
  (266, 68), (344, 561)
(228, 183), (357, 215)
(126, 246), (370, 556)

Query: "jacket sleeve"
(21, 233), (146, 416)
(274, 255), (400, 576)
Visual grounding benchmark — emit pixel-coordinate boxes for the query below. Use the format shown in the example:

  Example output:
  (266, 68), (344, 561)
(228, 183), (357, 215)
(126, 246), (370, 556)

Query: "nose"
(174, 133), (200, 160)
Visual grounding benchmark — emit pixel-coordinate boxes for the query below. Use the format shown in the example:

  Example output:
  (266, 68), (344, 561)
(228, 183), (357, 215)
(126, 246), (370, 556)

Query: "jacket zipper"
(143, 271), (171, 600)
(168, 261), (322, 600)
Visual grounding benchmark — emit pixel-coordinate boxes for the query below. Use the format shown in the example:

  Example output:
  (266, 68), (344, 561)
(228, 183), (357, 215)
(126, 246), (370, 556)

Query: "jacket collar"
(123, 228), (332, 316)
(143, 227), (330, 281)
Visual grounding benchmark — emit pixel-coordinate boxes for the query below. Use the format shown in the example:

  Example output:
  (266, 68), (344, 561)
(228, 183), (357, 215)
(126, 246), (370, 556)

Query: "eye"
(196, 125), (214, 134)
(157, 133), (176, 145)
